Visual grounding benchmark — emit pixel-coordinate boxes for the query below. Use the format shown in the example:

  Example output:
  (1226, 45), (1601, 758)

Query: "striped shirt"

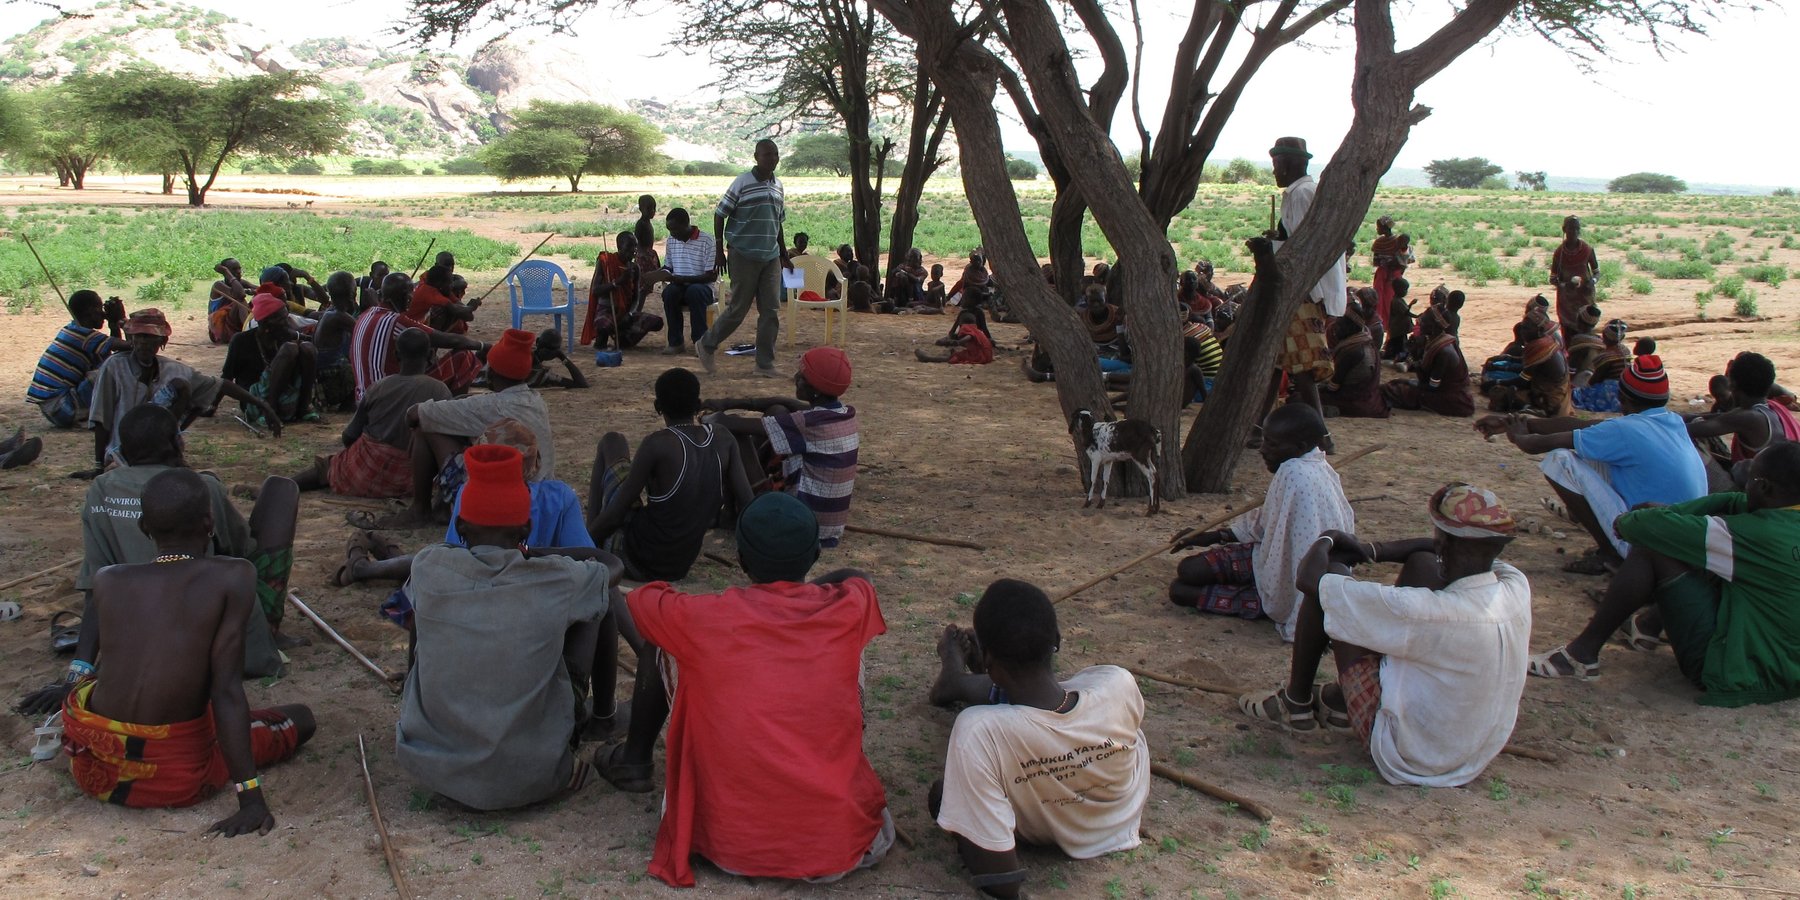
(664, 228), (717, 278)
(762, 401), (858, 548)
(716, 170), (786, 262)
(28, 322), (113, 404)
(350, 307), (430, 403)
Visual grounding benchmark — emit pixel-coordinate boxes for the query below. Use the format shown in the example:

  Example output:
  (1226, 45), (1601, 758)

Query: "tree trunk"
(1047, 192), (1088, 306)
(1181, 0), (1521, 490)
(160, 171), (174, 195)
(844, 96), (884, 276)
(70, 161), (86, 190)
(569, 173), (583, 192)
(53, 160), (70, 187)
(886, 98), (948, 270)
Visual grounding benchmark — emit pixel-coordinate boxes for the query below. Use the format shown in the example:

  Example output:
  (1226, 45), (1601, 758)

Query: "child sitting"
(916, 310), (995, 365)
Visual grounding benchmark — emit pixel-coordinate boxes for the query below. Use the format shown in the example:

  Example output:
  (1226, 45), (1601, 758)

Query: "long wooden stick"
(407, 237), (436, 280)
(1151, 763), (1273, 822)
(0, 557), (80, 593)
(287, 593), (401, 693)
(1127, 666), (1242, 696)
(358, 734), (414, 900)
(472, 232), (558, 304)
(1055, 443), (1387, 603)
(1501, 744), (1558, 763)
(20, 234), (68, 313)
(844, 523), (986, 551)
(1687, 884), (1800, 897)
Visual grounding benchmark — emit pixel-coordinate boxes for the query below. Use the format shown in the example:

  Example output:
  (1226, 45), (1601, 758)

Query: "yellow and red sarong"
(62, 680), (300, 808)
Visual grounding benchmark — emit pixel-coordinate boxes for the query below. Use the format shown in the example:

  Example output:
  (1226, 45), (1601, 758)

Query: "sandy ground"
(2, 184), (1799, 900)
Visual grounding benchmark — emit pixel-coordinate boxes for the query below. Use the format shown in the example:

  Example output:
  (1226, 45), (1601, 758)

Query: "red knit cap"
(459, 444), (531, 528)
(799, 346), (852, 396)
(1621, 353), (1670, 401)
(486, 328), (536, 381)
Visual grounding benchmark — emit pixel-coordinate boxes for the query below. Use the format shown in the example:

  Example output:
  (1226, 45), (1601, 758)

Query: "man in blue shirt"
(26, 290), (126, 428)
(1475, 354), (1706, 572)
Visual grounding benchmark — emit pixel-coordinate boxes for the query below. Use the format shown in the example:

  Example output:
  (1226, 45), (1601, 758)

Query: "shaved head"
(138, 468), (213, 542)
(1259, 402), (1329, 472)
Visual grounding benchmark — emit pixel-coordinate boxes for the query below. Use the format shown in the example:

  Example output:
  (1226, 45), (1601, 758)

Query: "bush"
(351, 158), (414, 176)
(1628, 276), (1654, 294)
(1736, 290), (1759, 317)
(1004, 156), (1040, 180)
(681, 160), (737, 177)
(1740, 264), (1787, 288)
(1477, 175), (1510, 190)
(1608, 172), (1686, 194)
(1773, 187), (1795, 198)
(1695, 290), (1712, 318)
(1424, 157), (1504, 189)
(442, 155), (486, 175)
(286, 159), (324, 176)
(1713, 275), (1746, 299)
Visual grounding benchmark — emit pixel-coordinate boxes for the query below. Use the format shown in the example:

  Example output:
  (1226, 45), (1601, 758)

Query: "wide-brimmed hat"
(1269, 136), (1311, 159)
(123, 308), (171, 338)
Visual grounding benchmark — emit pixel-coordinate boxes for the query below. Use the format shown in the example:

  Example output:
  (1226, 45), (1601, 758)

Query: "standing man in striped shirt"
(700, 139), (791, 377)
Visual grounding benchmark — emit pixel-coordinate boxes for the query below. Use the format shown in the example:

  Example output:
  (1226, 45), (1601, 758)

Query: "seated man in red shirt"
(600, 491), (892, 888)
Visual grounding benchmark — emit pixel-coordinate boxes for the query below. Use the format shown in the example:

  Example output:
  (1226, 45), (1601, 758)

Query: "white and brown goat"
(1069, 409), (1161, 516)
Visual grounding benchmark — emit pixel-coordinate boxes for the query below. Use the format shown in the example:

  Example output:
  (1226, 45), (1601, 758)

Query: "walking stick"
(1150, 763), (1273, 822)
(358, 734), (414, 900)
(1054, 443), (1387, 603)
(0, 557), (80, 593)
(407, 237), (436, 280)
(287, 593), (402, 692)
(21, 234), (69, 314)
(471, 232), (558, 305)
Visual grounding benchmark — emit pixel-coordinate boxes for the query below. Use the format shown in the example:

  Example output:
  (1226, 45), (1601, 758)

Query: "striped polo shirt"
(664, 228), (717, 278)
(715, 170), (786, 262)
(762, 401), (858, 548)
(28, 322), (113, 404)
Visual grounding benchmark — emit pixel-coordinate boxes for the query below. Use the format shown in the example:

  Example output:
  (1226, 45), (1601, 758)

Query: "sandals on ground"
(49, 611), (81, 654)
(1237, 685), (1318, 733)
(332, 532), (375, 587)
(595, 743), (654, 794)
(1527, 645), (1600, 681)
(1561, 553), (1615, 577)
(1311, 685), (1351, 732)
(1615, 613), (1666, 653)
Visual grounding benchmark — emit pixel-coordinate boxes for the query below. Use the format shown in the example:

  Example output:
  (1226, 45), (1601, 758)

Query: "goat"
(1069, 409), (1161, 516)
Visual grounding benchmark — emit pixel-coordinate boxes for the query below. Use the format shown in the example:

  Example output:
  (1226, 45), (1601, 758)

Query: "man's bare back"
(88, 556), (253, 727)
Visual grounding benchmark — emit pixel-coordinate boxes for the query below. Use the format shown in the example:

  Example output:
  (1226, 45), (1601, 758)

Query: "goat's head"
(1069, 408), (1095, 436)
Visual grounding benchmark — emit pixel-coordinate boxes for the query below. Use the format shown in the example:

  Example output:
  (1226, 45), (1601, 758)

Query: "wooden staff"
(406, 237), (436, 280)
(844, 523), (985, 551)
(1501, 744), (1557, 763)
(21, 233), (69, 313)
(1150, 763), (1272, 822)
(0, 557), (80, 593)
(1054, 443), (1387, 603)
(287, 593), (401, 693)
(471, 232), (558, 304)
(1127, 666), (1241, 696)
(231, 414), (265, 438)
(1268, 195), (1278, 234)
(358, 734), (414, 900)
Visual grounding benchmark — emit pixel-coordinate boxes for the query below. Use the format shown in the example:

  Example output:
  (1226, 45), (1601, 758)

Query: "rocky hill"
(0, 0), (631, 157)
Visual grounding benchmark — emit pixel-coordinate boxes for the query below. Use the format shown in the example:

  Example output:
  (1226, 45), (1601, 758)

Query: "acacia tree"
(870, 0), (1732, 496)
(76, 69), (348, 206)
(1425, 156), (1504, 188)
(402, 0), (953, 280)
(482, 100), (664, 191)
(13, 84), (104, 188)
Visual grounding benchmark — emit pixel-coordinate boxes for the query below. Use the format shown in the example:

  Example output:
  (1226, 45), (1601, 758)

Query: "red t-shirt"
(628, 579), (887, 887)
(405, 282), (454, 322)
(950, 324), (995, 365)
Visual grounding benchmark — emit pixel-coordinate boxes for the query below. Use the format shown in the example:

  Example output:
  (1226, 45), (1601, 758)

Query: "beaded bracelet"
(66, 660), (94, 682)
(233, 777), (262, 794)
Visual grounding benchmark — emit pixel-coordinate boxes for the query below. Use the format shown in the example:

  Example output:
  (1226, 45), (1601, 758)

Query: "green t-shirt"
(79, 465), (255, 590)
(1616, 493), (1800, 707)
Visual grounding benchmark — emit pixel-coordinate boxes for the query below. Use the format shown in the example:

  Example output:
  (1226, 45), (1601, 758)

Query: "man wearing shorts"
(1238, 483), (1531, 787)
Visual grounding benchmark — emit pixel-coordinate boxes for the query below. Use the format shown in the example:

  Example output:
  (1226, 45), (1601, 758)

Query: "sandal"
(49, 611), (81, 654)
(1237, 685), (1318, 733)
(366, 531), (407, 562)
(332, 532), (375, 587)
(1311, 685), (1351, 732)
(1615, 613), (1666, 653)
(595, 742), (654, 793)
(1527, 645), (1600, 681)
(345, 509), (428, 531)
(0, 600), (20, 623)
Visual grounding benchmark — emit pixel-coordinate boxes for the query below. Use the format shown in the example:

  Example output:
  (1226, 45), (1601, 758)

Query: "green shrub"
(1628, 276), (1653, 294)
(1417, 255), (1443, 269)
(1450, 251), (1502, 285)
(1695, 290), (1713, 318)
(1714, 275), (1746, 299)
(442, 155), (486, 176)
(287, 159), (325, 176)
(1735, 290), (1759, 318)
(1740, 264), (1787, 288)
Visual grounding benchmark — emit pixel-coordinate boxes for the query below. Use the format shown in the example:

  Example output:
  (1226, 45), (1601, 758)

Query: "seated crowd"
(14, 180), (1800, 898)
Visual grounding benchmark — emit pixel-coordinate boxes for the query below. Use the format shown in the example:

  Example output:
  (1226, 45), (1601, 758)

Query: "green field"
(4, 184), (1797, 314)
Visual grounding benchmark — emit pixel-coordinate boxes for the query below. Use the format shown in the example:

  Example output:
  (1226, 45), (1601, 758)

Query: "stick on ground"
(1125, 666), (1243, 696)
(288, 593), (402, 693)
(1500, 744), (1558, 763)
(843, 523), (985, 551)
(1150, 762), (1273, 822)
(0, 557), (80, 593)
(358, 734), (414, 900)
(1054, 443), (1387, 603)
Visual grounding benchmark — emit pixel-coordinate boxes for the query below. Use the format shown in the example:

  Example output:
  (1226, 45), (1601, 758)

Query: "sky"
(1, 0), (1794, 187)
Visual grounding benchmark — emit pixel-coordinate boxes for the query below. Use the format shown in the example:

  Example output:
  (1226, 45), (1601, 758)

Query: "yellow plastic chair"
(784, 254), (848, 348)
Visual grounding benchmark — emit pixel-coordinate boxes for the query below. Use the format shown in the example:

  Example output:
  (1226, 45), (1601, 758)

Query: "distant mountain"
(0, 0), (628, 157)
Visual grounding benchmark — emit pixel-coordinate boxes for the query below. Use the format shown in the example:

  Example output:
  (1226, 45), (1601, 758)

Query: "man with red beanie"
(1475, 353), (1707, 572)
(380, 328), (556, 529)
(395, 443), (626, 810)
(703, 346), (859, 547)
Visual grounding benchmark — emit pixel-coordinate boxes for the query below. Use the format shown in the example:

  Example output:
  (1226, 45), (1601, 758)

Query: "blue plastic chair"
(507, 260), (576, 347)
